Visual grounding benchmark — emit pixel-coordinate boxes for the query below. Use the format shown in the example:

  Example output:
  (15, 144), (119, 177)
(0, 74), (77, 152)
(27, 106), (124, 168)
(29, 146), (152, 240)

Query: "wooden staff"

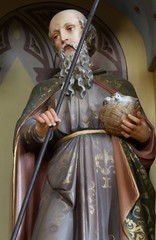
(10, 0), (100, 239)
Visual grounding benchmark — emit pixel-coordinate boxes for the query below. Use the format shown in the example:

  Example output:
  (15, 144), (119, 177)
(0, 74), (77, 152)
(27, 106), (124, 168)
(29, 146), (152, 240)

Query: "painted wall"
(0, 1), (155, 239)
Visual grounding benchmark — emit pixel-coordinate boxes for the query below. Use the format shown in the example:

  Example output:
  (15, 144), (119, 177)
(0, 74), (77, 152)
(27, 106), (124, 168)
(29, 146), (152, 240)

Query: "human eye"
(51, 33), (60, 42)
(66, 25), (75, 31)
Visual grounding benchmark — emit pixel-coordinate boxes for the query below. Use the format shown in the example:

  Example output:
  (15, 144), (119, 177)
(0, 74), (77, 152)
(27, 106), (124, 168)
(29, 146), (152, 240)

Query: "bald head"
(49, 9), (86, 38)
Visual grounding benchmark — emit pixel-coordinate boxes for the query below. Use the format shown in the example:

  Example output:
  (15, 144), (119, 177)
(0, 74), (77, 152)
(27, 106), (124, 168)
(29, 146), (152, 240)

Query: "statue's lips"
(63, 45), (75, 52)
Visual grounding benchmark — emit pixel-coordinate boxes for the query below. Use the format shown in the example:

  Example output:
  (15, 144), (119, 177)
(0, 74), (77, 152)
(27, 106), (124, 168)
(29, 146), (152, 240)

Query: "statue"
(13, 9), (156, 240)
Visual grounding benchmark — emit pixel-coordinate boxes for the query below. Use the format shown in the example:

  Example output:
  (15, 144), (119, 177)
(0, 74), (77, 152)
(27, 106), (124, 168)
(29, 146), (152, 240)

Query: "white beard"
(59, 42), (94, 98)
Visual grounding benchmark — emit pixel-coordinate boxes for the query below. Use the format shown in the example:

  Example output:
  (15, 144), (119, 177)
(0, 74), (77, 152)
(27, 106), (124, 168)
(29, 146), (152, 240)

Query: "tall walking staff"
(11, 0), (100, 239)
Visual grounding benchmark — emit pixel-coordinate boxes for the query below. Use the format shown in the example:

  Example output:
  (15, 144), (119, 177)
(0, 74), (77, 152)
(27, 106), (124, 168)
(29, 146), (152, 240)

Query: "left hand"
(121, 111), (150, 142)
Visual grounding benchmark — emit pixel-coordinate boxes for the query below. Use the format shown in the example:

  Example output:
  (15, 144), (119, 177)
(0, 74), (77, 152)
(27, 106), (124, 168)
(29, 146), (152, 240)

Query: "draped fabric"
(13, 70), (156, 240)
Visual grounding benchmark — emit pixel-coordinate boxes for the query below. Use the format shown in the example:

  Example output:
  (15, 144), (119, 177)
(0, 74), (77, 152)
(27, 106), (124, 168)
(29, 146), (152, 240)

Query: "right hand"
(35, 108), (61, 137)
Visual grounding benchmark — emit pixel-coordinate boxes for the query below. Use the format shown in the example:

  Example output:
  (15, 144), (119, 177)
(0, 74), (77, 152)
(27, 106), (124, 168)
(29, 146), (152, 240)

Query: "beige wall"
(0, 1), (155, 239)
(154, 68), (156, 120)
(152, 68), (156, 196)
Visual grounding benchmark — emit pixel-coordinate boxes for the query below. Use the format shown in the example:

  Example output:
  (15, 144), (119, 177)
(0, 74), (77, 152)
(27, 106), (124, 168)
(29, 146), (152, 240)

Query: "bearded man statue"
(13, 9), (156, 240)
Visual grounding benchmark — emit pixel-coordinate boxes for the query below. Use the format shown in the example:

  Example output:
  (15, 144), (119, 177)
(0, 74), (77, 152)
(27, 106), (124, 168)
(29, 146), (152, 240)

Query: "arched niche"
(0, 2), (128, 85)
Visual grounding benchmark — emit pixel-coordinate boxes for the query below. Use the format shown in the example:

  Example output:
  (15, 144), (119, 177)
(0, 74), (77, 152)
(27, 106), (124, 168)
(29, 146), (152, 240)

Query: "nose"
(60, 29), (69, 43)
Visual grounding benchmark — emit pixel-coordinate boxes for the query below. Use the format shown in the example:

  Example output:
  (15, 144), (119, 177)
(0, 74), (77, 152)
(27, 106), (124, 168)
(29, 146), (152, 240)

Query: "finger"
(121, 123), (134, 134)
(43, 111), (58, 126)
(35, 115), (46, 124)
(126, 114), (141, 125)
(49, 108), (61, 123)
(121, 118), (136, 130)
(136, 111), (144, 121)
(121, 131), (130, 139)
(36, 112), (54, 126)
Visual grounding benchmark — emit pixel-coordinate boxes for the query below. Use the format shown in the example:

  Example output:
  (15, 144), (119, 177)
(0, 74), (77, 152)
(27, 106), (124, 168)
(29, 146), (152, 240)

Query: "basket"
(99, 92), (140, 136)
